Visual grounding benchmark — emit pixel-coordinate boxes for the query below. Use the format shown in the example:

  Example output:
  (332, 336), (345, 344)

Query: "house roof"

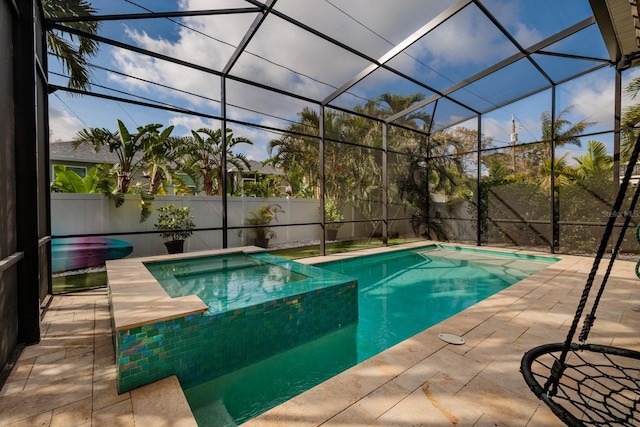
(232, 160), (285, 176)
(49, 140), (123, 165)
(50, 141), (284, 175)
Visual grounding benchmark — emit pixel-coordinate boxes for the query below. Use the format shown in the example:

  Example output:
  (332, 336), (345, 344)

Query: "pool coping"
(106, 245), (266, 331)
(294, 241), (562, 267)
(143, 250), (359, 316)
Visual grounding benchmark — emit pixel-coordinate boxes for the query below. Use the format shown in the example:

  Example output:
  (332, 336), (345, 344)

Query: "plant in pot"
(154, 204), (196, 254)
(245, 204), (284, 248)
(323, 198), (343, 241)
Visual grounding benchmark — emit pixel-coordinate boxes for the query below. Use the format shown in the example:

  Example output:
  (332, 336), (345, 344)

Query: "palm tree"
(44, 0), (99, 91)
(622, 76), (640, 161)
(266, 108), (320, 172)
(540, 153), (573, 190)
(573, 140), (613, 181)
(621, 104), (640, 162)
(268, 95), (436, 238)
(269, 94), (433, 199)
(351, 92), (431, 153)
(179, 128), (252, 196)
(515, 106), (596, 179)
(266, 107), (348, 199)
(540, 106), (596, 153)
(373, 92), (431, 127)
(396, 129), (468, 239)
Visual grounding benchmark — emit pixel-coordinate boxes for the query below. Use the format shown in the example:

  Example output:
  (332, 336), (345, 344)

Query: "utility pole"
(510, 114), (518, 172)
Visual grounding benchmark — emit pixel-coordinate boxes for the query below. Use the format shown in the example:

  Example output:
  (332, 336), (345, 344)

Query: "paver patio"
(1, 245), (638, 426)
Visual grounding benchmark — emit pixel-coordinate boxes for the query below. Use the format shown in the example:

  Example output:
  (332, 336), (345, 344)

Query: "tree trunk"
(203, 174), (214, 196)
(217, 166), (224, 196)
(117, 173), (131, 193)
(148, 164), (163, 194)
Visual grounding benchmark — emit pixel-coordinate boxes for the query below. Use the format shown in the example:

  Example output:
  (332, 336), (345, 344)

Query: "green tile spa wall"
(115, 279), (358, 393)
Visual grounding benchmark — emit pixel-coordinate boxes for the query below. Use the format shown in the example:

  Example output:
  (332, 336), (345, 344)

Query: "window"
(51, 165), (87, 180)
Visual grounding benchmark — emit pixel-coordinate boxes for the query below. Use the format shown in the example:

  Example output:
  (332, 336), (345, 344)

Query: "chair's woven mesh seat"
(522, 343), (640, 426)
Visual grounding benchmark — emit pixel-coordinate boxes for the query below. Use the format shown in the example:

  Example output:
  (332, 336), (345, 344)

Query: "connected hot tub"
(107, 248), (357, 393)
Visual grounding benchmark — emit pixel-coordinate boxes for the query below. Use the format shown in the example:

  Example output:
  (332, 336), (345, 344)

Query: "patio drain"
(438, 333), (465, 345)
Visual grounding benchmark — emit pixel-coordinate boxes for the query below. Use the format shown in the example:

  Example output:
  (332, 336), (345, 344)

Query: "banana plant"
(73, 120), (175, 221)
(51, 164), (113, 194)
(51, 165), (94, 193)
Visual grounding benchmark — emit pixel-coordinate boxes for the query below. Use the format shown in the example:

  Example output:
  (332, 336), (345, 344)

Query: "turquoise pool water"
(184, 245), (557, 426)
(144, 252), (351, 315)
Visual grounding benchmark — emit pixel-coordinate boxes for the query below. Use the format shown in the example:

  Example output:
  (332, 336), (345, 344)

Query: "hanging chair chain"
(579, 178), (640, 343)
(543, 132), (640, 395)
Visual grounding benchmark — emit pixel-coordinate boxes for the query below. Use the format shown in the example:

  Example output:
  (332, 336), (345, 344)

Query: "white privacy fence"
(51, 194), (370, 258)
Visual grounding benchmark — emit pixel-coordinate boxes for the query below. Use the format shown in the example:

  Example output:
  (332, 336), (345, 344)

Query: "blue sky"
(48, 0), (637, 163)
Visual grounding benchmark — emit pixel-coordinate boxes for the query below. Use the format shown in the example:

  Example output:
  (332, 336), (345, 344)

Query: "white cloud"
(168, 116), (220, 137)
(48, 105), (85, 142)
(479, 0), (543, 48)
(418, 6), (514, 67)
(111, 0), (495, 124)
(109, 10), (327, 130)
(108, 40), (222, 109)
(568, 73), (615, 127)
(511, 22), (543, 48)
(166, 114), (272, 159)
(103, 0), (532, 135)
(243, 139), (270, 161)
(53, 1), (615, 162)
(480, 117), (505, 142)
(227, 124), (280, 160)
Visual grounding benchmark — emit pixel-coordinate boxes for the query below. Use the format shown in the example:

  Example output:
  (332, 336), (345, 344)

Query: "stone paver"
(0, 244), (638, 427)
(0, 289), (195, 427)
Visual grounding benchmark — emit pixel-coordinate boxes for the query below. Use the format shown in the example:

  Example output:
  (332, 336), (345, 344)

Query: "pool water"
(184, 245), (556, 426)
(145, 253), (309, 314)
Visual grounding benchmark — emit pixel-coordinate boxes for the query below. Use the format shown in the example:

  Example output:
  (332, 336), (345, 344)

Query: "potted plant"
(245, 204), (284, 248)
(323, 198), (344, 241)
(154, 204), (196, 254)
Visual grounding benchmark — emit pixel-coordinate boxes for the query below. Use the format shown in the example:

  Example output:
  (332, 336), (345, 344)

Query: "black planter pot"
(164, 240), (185, 254)
(326, 228), (339, 241)
(253, 238), (269, 248)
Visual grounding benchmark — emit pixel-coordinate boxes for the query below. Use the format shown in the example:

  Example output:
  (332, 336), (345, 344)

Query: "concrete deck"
(1, 245), (639, 426)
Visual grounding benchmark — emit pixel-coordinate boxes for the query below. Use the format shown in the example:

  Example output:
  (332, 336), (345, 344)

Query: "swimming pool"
(184, 245), (557, 426)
